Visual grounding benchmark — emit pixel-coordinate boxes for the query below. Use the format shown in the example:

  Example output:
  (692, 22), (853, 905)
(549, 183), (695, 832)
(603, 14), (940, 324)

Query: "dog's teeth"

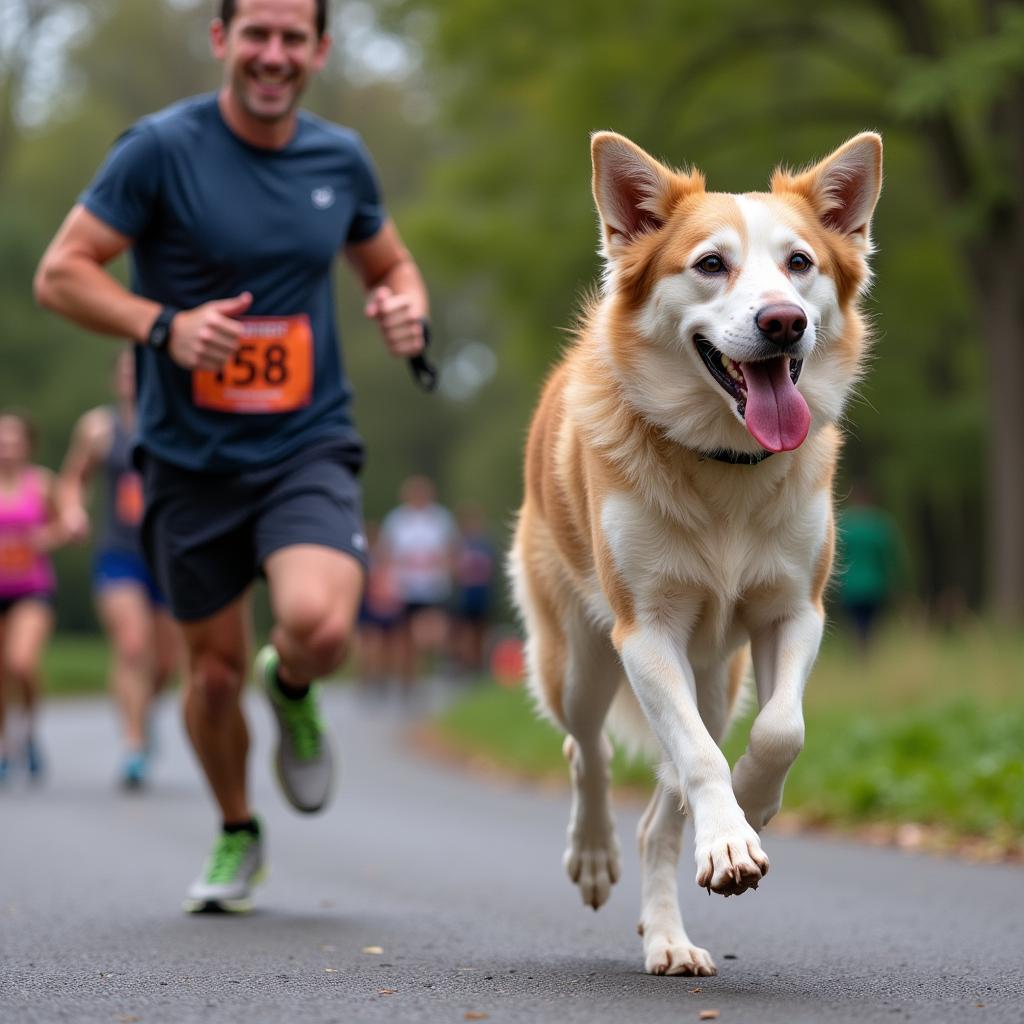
(721, 355), (744, 385)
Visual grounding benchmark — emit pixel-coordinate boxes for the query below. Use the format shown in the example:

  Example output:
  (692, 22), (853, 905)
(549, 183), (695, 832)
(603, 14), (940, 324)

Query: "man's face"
(212, 0), (329, 124)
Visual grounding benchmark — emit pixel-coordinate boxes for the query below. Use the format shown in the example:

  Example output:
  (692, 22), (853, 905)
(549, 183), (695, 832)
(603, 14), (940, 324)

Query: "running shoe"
(256, 644), (335, 813)
(120, 750), (148, 790)
(25, 736), (44, 781)
(183, 826), (264, 913)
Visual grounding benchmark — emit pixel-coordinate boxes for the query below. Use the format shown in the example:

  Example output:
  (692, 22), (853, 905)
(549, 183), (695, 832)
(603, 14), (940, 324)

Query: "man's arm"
(35, 205), (251, 370)
(346, 220), (429, 358)
(56, 406), (113, 544)
(34, 205), (161, 342)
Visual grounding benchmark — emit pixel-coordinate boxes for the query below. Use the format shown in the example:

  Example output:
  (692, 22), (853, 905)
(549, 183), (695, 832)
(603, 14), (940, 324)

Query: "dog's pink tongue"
(741, 357), (810, 452)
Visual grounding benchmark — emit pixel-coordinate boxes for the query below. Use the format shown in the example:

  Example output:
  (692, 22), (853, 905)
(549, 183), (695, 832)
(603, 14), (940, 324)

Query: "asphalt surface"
(1, 683), (1022, 1024)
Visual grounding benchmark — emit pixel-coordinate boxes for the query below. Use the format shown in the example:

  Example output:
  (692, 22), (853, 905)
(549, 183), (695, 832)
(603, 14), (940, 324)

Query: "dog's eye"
(788, 252), (813, 273)
(695, 254), (727, 275)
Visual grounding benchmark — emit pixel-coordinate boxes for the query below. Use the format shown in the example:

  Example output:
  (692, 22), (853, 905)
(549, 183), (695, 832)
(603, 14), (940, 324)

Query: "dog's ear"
(774, 133), (883, 248)
(591, 133), (698, 257)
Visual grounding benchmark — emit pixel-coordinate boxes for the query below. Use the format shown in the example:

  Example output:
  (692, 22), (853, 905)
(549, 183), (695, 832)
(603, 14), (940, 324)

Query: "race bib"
(0, 537), (34, 577)
(116, 472), (145, 526)
(192, 315), (314, 414)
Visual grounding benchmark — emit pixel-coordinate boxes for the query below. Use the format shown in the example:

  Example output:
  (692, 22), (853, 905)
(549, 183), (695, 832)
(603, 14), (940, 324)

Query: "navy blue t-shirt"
(80, 93), (385, 472)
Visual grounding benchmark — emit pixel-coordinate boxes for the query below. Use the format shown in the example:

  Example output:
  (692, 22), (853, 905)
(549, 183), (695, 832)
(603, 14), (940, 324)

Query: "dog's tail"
(605, 646), (752, 765)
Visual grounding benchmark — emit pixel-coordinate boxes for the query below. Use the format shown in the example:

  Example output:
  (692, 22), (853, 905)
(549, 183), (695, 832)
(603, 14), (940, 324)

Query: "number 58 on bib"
(192, 315), (314, 414)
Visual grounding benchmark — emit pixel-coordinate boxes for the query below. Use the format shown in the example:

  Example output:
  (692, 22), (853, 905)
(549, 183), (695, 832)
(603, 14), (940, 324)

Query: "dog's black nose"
(756, 304), (807, 348)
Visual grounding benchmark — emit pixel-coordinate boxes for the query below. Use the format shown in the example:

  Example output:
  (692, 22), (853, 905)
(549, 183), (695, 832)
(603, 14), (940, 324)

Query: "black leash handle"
(408, 318), (439, 392)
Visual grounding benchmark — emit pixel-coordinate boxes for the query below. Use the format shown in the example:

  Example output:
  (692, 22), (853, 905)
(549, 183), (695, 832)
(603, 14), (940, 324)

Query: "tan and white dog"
(509, 132), (882, 976)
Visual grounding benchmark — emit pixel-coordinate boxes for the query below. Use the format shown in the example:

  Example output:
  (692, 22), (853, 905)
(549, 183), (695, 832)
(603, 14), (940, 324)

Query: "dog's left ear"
(591, 132), (702, 259)
(774, 133), (883, 249)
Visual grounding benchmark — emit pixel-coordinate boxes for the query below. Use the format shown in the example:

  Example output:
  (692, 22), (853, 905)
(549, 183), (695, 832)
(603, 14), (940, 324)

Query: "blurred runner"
(0, 412), (63, 784)
(836, 478), (904, 654)
(58, 349), (180, 789)
(35, 0), (428, 911)
(380, 476), (458, 692)
(452, 503), (496, 676)
(355, 521), (403, 689)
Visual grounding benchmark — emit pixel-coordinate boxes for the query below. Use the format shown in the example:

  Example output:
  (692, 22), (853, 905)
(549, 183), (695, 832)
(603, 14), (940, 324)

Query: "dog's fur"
(508, 132), (882, 976)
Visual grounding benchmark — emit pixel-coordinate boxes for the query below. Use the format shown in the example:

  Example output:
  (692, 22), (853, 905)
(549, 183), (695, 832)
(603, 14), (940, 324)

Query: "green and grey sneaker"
(183, 827), (265, 913)
(256, 644), (336, 813)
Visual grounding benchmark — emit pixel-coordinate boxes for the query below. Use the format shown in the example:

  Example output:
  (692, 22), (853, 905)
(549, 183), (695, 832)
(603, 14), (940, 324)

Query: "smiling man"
(34, 0), (429, 912)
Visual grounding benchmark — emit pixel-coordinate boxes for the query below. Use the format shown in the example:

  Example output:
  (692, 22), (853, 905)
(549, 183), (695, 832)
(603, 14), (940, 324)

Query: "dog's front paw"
(564, 831), (621, 910)
(694, 825), (769, 896)
(643, 931), (717, 976)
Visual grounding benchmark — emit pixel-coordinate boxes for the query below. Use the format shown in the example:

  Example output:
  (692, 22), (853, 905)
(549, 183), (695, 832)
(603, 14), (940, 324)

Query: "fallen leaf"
(699, 1012), (720, 1021)
(689, 987), (703, 994)
(362, 946), (384, 955)
(324, 968), (338, 974)
(464, 1014), (489, 1021)
(378, 988), (398, 995)
(116, 1017), (142, 1023)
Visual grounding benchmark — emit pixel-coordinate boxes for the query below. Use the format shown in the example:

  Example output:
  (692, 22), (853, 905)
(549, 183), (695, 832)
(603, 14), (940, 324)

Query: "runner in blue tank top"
(58, 349), (180, 791)
(36, 0), (430, 913)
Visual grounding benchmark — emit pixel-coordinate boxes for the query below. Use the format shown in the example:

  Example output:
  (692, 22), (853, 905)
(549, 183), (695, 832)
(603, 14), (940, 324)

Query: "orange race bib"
(192, 315), (314, 414)
(116, 472), (145, 526)
(0, 537), (34, 576)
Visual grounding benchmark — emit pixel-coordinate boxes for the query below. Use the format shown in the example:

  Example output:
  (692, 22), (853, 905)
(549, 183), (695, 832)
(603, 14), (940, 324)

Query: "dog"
(508, 131), (882, 976)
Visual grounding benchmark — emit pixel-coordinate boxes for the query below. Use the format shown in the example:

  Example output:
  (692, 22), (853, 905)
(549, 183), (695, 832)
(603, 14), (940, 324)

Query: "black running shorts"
(139, 440), (368, 622)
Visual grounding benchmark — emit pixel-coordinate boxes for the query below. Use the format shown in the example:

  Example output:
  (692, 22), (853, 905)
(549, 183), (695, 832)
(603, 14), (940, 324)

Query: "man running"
(59, 349), (179, 790)
(34, 0), (429, 912)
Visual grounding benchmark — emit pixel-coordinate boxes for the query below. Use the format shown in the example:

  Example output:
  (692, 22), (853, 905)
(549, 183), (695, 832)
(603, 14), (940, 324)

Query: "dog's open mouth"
(694, 334), (810, 452)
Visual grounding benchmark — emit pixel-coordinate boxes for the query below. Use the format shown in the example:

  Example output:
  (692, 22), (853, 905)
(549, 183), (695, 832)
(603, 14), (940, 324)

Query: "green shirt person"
(835, 484), (903, 651)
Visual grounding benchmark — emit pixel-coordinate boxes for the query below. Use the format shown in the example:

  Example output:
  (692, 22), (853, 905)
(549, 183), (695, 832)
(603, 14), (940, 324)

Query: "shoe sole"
(273, 755), (334, 814)
(182, 868), (266, 915)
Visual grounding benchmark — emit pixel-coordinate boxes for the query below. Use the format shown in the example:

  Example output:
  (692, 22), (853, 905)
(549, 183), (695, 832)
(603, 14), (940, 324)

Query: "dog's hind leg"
(637, 781), (717, 976)
(559, 608), (624, 911)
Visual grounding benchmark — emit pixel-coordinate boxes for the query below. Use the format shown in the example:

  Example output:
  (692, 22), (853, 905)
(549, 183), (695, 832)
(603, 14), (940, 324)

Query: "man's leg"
(257, 544), (363, 813)
(265, 544), (364, 685)
(180, 591), (253, 825)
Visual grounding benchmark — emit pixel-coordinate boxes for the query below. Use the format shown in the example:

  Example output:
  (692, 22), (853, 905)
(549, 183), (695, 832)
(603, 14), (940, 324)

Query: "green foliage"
(2, 0), (1021, 624)
(783, 699), (1024, 835)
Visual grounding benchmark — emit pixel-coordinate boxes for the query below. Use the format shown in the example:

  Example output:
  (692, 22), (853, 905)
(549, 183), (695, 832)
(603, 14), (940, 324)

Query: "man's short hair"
(219, 0), (328, 38)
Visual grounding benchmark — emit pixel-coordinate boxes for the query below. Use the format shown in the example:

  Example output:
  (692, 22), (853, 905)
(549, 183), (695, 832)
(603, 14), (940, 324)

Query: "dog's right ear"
(591, 133), (701, 259)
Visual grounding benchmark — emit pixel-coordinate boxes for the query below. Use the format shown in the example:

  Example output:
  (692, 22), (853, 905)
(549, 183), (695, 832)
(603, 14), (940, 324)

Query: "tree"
(393, 0), (1023, 619)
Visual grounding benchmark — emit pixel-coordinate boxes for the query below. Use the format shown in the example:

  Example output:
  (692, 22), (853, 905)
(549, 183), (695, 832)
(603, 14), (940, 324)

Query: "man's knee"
(187, 650), (246, 714)
(278, 594), (353, 675)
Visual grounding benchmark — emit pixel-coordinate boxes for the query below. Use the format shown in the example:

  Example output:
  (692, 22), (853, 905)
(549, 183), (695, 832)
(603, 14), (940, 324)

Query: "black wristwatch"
(145, 305), (179, 351)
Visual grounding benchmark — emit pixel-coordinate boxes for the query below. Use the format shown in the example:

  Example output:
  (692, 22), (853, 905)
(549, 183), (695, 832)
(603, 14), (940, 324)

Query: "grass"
(43, 633), (111, 697)
(435, 622), (1024, 848)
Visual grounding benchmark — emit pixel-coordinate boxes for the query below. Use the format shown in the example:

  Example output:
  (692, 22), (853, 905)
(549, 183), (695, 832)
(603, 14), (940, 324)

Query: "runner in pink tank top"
(0, 412), (63, 784)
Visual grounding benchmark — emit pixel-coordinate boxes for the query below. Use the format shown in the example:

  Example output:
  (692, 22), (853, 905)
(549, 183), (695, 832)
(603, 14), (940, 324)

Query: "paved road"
(1, 685), (1022, 1024)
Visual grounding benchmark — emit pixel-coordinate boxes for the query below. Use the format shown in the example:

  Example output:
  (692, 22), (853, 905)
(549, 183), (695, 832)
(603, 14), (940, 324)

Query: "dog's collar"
(698, 447), (775, 466)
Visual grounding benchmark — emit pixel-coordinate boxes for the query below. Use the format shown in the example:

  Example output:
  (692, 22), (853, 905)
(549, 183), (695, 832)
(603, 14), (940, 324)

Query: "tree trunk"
(975, 254), (1024, 622)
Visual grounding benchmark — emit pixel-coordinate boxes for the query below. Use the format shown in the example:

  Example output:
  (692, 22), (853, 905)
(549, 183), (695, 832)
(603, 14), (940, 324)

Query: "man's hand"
(364, 286), (425, 358)
(166, 292), (253, 370)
